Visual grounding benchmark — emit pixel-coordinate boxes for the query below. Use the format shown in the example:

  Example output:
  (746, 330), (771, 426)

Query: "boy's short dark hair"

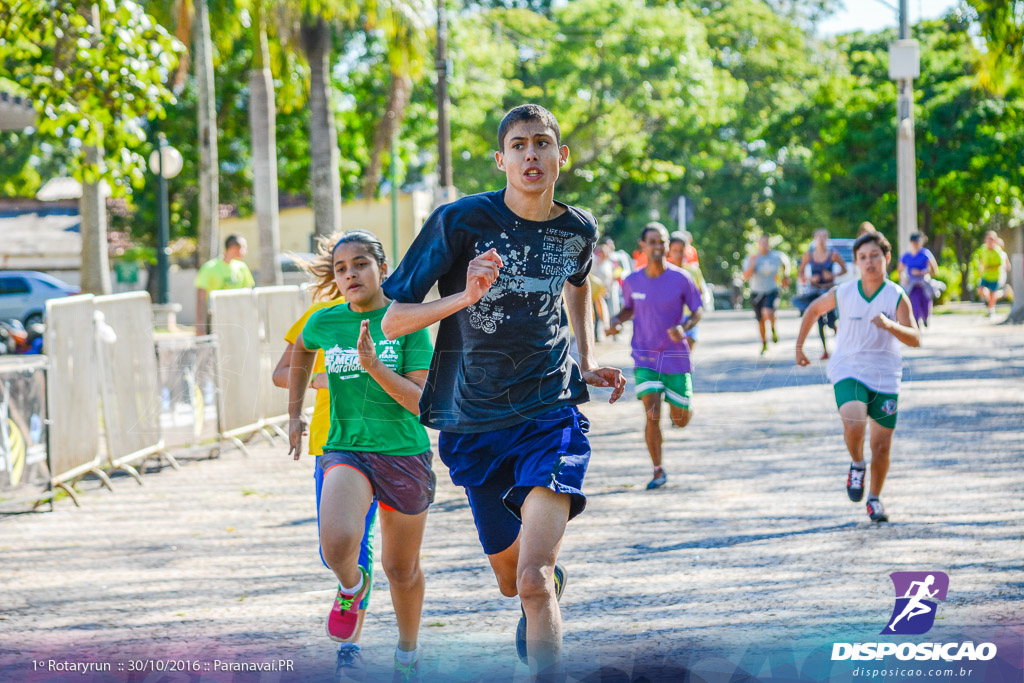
(640, 222), (668, 242)
(497, 104), (561, 152)
(853, 230), (891, 258)
(225, 234), (244, 250)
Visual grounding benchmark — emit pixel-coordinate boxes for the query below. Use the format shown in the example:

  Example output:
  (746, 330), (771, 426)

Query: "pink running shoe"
(327, 568), (369, 642)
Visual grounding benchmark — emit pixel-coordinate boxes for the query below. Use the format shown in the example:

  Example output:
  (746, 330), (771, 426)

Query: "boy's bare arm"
(563, 278), (626, 403)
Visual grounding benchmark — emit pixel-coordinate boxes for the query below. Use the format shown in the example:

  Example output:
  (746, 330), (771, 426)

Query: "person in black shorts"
(381, 104), (626, 675)
(742, 234), (791, 354)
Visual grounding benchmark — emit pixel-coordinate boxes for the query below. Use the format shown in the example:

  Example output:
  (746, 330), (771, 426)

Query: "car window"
(0, 277), (31, 295)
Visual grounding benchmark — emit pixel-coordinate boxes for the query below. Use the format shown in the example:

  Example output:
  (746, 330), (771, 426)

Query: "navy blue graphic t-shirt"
(382, 189), (598, 433)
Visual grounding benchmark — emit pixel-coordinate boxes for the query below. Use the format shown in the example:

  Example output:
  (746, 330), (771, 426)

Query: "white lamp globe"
(149, 145), (184, 179)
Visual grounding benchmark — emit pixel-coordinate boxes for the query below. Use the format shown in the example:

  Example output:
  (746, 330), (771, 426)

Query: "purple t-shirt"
(900, 249), (933, 284)
(622, 264), (703, 374)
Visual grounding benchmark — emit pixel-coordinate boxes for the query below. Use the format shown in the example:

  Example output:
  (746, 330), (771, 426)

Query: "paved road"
(1, 309), (1021, 681)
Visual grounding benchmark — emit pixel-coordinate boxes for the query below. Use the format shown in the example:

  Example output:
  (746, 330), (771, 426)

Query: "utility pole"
(435, 0), (454, 207)
(889, 0), (919, 258)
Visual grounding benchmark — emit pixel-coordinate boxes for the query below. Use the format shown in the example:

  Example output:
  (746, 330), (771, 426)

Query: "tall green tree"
(0, 0), (181, 292)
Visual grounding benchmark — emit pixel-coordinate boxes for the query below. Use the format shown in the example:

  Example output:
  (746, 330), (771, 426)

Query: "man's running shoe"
(646, 468), (667, 490)
(761, 342), (769, 355)
(516, 564), (568, 665)
(393, 648), (421, 683)
(327, 567), (369, 642)
(335, 643), (365, 680)
(771, 328), (779, 344)
(846, 465), (866, 502)
(866, 499), (888, 522)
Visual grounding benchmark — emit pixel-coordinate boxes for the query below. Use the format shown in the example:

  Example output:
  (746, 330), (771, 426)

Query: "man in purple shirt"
(608, 222), (703, 490)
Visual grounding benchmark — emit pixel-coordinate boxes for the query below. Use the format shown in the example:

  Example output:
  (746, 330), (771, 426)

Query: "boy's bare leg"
(518, 487), (570, 673)
(867, 421), (895, 498)
(487, 537), (521, 597)
(839, 401), (868, 463)
(642, 393), (663, 468)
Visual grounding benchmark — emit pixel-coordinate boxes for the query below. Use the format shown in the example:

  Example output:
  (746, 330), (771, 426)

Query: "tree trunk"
(362, 72), (412, 198)
(80, 141), (111, 295)
(195, 0), (219, 264)
(250, 3), (282, 286)
(952, 231), (970, 300)
(79, 4), (110, 295)
(301, 17), (342, 239)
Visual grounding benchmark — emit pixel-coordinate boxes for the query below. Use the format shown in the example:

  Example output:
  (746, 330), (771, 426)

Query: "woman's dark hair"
(331, 230), (388, 267)
(853, 230), (892, 258)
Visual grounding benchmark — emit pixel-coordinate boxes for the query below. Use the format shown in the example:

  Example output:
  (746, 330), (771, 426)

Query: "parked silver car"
(0, 271), (79, 325)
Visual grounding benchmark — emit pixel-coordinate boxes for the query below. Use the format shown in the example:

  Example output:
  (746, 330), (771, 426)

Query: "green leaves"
(0, 1), (183, 193)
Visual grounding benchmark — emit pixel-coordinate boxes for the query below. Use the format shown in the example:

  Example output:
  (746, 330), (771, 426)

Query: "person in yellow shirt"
(270, 233), (378, 655)
(194, 234), (255, 335)
(975, 231), (1011, 317)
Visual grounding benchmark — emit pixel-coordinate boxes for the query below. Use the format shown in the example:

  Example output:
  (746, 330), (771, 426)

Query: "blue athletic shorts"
(438, 405), (591, 556)
(315, 455), (377, 609)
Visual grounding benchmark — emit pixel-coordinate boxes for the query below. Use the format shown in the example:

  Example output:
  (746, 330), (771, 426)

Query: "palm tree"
(141, 0), (222, 264)
(250, 0), (283, 285)
(194, 0), (220, 264)
(299, 14), (343, 238)
(361, 0), (430, 198)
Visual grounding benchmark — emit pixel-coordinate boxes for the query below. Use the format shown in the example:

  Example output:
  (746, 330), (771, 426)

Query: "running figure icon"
(888, 575), (939, 632)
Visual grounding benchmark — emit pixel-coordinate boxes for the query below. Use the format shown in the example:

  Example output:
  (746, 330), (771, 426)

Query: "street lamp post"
(149, 135), (183, 305)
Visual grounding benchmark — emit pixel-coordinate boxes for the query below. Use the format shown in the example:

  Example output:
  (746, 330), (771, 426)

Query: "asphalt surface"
(1, 308), (1021, 681)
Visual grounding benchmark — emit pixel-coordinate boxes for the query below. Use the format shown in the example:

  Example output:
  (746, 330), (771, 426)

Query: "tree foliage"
(0, 0), (183, 190)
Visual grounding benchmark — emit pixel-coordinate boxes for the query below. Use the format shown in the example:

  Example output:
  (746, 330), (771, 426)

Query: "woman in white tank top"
(794, 231), (920, 523)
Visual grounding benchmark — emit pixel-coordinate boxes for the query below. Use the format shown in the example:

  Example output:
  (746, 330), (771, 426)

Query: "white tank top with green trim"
(827, 279), (907, 394)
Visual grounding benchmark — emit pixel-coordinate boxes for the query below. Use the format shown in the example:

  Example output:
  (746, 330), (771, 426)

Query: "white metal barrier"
(255, 286), (305, 439)
(209, 288), (267, 455)
(0, 356), (50, 510)
(45, 294), (111, 503)
(156, 335), (220, 452)
(94, 291), (175, 481)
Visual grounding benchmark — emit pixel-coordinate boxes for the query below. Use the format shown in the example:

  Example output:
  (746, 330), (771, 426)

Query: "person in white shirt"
(795, 231), (921, 522)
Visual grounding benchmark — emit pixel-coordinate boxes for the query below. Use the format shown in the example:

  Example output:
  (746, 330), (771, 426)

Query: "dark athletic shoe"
(846, 465), (866, 502)
(646, 468), (667, 490)
(516, 564), (568, 665)
(335, 643), (365, 681)
(866, 499), (889, 522)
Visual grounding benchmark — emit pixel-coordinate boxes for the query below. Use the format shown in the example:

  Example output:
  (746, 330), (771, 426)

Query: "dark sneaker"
(392, 648), (420, 683)
(335, 643), (365, 681)
(327, 567), (369, 642)
(646, 468), (667, 490)
(866, 499), (888, 522)
(846, 465), (866, 502)
(516, 564), (568, 665)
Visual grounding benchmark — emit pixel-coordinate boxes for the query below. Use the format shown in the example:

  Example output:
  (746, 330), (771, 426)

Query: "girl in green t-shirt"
(287, 231), (434, 680)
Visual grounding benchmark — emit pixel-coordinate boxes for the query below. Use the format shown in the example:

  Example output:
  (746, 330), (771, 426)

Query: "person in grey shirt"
(742, 234), (791, 354)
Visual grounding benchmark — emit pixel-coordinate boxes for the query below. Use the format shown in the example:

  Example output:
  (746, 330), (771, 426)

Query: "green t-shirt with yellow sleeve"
(301, 302), (432, 456)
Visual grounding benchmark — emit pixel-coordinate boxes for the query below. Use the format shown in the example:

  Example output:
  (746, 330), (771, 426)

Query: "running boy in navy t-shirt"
(381, 104), (626, 673)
